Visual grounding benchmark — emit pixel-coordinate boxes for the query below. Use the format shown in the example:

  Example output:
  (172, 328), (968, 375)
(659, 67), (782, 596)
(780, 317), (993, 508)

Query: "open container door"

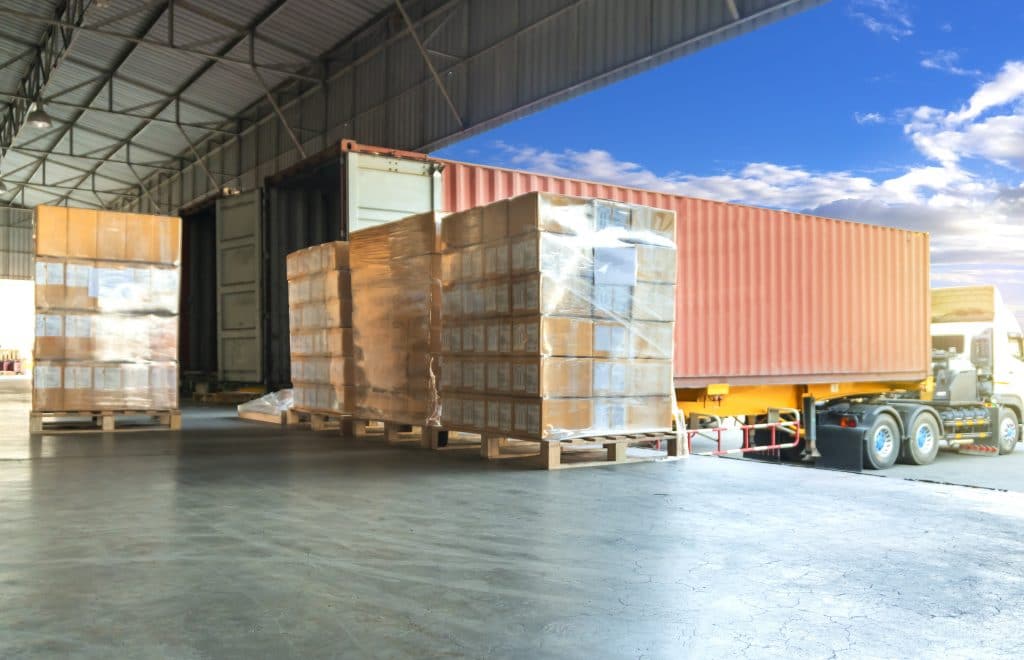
(344, 142), (441, 234)
(216, 190), (263, 384)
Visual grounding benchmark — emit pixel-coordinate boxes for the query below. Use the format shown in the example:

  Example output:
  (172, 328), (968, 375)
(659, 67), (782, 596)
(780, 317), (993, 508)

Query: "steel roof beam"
(0, 5), (321, 84)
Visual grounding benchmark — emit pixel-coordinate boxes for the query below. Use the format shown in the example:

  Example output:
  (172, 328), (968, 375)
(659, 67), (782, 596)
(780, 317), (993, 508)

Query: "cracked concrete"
(2, 377), (1024, 658)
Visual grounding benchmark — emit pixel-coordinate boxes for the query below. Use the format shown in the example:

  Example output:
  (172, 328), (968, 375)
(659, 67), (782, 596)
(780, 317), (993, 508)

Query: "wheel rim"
(915, 423), (935, 453)
(1001, 418), (1018, 447)
(874, 425), (895, 460)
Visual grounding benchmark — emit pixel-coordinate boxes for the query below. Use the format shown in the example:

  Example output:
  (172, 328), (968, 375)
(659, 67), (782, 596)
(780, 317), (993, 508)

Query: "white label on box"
(66, 263), (92, 288)
(65, 315), (92, 338)
(35, 261), (46, 285)
(33, 365), (61, 389)
(37, 261), (64, 285)
(35, 314), (62, 337)
(594, 247), (637, 286)
(65, 366), (92, 390)
(594, 324), (628, 355)
(593, 285), (632, 317)
(512, 363), (539, 395)
(94, 367), (122, 391)
(594, 401), (627, 431)
(594, 362), (628, 395)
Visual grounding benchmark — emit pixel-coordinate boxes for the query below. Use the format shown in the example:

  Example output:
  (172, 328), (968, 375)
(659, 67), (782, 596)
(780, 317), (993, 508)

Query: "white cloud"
(947, 61), (1024, 124)
(854, 111), (885, 124)
(850, 0), (913, 39)
(940, 22), (953, 33)
(921, 50), (980, 77)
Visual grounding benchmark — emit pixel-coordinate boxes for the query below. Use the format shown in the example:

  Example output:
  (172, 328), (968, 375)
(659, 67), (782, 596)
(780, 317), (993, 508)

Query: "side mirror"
(971, 329), (994, 372)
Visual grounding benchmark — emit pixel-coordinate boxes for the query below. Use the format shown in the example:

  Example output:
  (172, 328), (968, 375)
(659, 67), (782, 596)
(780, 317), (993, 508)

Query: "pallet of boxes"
(285, 242), (355, 432)
(31, 206), (181, 433)
(438, 192), (683, 468)
(348, 213), (444, 446)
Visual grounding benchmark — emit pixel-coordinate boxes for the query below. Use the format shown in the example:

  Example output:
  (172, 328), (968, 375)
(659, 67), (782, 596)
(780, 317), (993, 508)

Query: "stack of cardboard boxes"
(286, 242), (353, 414)
(32, 206), (181, 412)
(438, 192), (676, 441)
(349, 213), (444, 426)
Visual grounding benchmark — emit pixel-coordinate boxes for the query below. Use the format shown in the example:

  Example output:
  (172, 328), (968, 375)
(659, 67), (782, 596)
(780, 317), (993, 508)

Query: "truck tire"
(864, 414), (900, 469)
(998, 409), (1019, 455)
(900, 415), (940, 465)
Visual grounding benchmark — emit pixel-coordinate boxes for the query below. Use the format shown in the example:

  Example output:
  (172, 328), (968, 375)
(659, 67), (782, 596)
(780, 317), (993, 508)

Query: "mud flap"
(815, 425), (864, 472)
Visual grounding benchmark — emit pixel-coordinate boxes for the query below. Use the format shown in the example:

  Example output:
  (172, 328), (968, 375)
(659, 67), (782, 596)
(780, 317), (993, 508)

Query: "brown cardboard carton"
(34, 259), (65, 309)
(66, 208), (98, 259)
(630, 360), (672, 396)
(592, 396), (674, 432)
(64, 260), (96, 311)
(511, 273), (591, 317)
(92, 364), (125, 409)
(511, 357), (592, 398)
(459, 244), (484, 281)
(485, 358), (513, 394)
(631, 282), (675, 322)
(507, 192), (593, 237)
(636, 245), (677, 283)
(35, 206), (67, 257)
(125, 214), (156, 262)
(442, 208), (482, 247)
(485, 397), (515, 434)
(511, 316), (593, 356)
(509, 230), (592, 276)
(485, 318), (512, 354)
(481, 200), (509, 243)
(512, 398), (594, 440)
(32, 363), (64, 411)
(34, 313), (64, 360)
(150, 363), (179, 409)
(482, 239), (511, 279)
(64, 313), (95, 361)
(631, 321), (674, 359)
(62, 364), (94, 410)
(631, 207), (676, 243)
(440, 395), (462, 429)
(390, 213), (443, 258)
(149, 316), (178, 361)
(153, 215), (182, 265)
(321, 241), (350, 270)
(97, 212), (127, 260)
(438, 355), (462, 392)
(592, 320), (630, 358)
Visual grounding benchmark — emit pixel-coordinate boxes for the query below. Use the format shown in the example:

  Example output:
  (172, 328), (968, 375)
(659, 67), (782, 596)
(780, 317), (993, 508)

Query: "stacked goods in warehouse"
(286, 242), (353, 416)
(438, 192), (676, 442)
(349, 213), (444, 426)
(31, 206), (181, 428)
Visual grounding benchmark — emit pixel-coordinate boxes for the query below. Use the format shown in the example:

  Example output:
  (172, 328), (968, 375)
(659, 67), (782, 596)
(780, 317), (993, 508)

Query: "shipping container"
(436, 159), (931, 388)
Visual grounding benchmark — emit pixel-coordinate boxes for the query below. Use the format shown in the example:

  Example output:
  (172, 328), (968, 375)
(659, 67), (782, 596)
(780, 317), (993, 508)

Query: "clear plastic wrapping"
(32, 207), (181, 413)
(286, 241), (353, 414)
(438, 192), (677, 440)
(349, 213), (444, 425)
(237, 389), (294, 417)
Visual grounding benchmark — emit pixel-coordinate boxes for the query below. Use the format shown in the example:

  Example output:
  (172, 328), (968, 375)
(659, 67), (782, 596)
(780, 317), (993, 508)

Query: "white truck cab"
(932, 286), (1024, 453)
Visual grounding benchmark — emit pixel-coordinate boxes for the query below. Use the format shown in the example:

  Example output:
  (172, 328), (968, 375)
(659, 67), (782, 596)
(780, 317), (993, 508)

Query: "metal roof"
(0, 0), (826, 212)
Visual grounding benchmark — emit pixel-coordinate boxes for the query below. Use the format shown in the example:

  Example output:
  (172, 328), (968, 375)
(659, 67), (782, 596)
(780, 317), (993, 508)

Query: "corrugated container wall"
(439, 160), (931, 387)
(0, 207), (34, 280)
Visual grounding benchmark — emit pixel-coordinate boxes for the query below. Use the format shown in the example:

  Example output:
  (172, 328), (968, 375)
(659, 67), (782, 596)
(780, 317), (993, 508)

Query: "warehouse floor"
(2, 378), (1023, 658)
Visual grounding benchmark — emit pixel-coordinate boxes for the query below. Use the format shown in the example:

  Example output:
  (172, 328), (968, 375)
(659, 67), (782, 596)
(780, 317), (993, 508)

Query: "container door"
(216, 190), (262, 383)
(345, 151), (441, 234)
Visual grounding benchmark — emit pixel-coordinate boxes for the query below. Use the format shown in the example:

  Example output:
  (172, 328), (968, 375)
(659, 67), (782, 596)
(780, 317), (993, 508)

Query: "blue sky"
(435, 0), (1024, 325)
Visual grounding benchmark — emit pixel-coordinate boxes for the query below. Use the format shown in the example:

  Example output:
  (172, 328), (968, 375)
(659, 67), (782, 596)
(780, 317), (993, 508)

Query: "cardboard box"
(592, 359), (672, 397)
(35, 206), (68, 257)
(509, 231), (592, 276)
(322, 241), (350, 270)
(592, 396), (674, 433)
(34, 259), (65, 309)
(482, 240), (510, 278)
(461, 321), (486, 353)
(593, 200), (632, 232)
(153, 215), (182, 265)
(63, 364), (94, 410)
(97, 212), (127, 260)
(511, 316), (593, 356)
(507, 192), (593, 237)
(124, 214), (156, 262)
(64, 260), (97, 310)
(511, 357), (592, 397)
(592, 320), (630, 358)
(486, 358), (513, 394)
(442, 207), (482, 247)
(485, 397), (515, 434)
(390, 213), (443, 258)
(66, 208), (98, 259)
(64, 313), (96, 361)
(34, 313), (64, 360)
(485, 319), (512, 354)
(636, 245), (677, 283)
(512, 398), (593, 440)
(632, 282), (675, 322)
(631, 322), (674, 359)
(631, 207), (676, 243)
(481, 200), (509, 243)
(511, 273), (592, 317)
(32, 363), (63, 411)
(150, 363), (179, 409)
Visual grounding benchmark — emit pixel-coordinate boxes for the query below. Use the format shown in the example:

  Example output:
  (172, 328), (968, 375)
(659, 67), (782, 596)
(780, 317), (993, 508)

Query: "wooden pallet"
(29, 410), (182, 434)
(472, 431), (686, 469)
(194, 390), (265, 404)
(237, 409), (288, 425)
(286, 407), (354, 433)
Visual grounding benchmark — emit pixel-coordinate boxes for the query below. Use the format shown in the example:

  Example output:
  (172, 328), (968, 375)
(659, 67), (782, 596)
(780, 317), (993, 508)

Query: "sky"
(434, 0), (1024, 326)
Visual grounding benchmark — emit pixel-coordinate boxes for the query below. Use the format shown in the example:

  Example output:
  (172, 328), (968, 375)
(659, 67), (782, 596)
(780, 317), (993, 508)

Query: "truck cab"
(932, 286), (1024, 453)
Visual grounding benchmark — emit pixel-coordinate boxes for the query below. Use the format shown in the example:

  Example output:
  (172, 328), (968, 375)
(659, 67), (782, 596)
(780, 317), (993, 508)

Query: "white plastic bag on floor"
(237, 389), (293, 416)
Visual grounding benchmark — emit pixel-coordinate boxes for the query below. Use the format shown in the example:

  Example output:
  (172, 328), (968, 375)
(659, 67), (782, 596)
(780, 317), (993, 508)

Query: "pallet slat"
(30, 410), (182, 434)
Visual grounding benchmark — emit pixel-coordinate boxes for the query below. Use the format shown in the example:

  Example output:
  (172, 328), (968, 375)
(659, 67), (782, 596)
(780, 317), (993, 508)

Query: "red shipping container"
(437, 159), (931, 388)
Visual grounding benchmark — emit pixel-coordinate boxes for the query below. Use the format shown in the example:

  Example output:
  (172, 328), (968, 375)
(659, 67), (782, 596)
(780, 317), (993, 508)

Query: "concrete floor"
(2, 378), (1024, 658)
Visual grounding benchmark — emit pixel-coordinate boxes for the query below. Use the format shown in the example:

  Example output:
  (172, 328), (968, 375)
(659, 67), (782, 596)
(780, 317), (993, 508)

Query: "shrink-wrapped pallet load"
(349, 213), (444, 426)
(439, 192), (676, 441)
(32, 206), (181, 414)
(286, 242), (353, 415)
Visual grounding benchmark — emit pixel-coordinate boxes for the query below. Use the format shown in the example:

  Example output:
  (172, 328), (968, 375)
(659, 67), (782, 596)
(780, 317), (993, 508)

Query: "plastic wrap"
(286, 241), (353, 414)
(237, 389), (294, 417)
(438, 192), (677, 441)
(349, 213), (444, 425)
(32, 207), (181, 413)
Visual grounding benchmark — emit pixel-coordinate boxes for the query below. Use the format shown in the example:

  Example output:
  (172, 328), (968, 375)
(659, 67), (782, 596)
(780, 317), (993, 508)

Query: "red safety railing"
(685, 410), (802, 457)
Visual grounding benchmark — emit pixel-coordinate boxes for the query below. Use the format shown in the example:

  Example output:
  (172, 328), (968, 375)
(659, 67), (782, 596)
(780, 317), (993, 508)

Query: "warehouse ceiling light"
(26, 102), (52, 129)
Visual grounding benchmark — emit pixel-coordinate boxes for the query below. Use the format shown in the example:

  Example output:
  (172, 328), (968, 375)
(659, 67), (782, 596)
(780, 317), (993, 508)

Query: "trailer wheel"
(998, 409), (1019, 455)
(864, 414), (900, 469)
(901, 415), (939, 465)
